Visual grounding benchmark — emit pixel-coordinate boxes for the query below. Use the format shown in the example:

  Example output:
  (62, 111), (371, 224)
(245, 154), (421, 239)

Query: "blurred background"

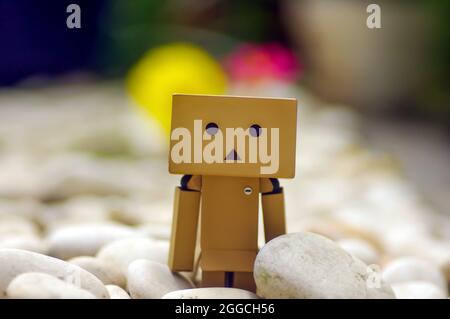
(0, 0), (449, 275)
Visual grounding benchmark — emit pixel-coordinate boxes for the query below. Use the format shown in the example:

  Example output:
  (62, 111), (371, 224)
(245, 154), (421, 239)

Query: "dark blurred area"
(0, 0), (104, 85)
(0, 0), (448, 125)
(0, 0), (289, 82)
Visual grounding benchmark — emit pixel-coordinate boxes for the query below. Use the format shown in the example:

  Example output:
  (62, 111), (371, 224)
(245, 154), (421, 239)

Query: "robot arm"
(260, 178), (286, 243)
(168, 175), (202, 271)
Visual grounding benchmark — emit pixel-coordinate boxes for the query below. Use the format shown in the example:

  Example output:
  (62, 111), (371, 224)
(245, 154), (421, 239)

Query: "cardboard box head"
(169, 94), (297, 178)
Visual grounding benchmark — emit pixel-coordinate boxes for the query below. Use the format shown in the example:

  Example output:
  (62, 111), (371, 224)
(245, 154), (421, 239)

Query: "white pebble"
(106, 285), (131, 299)
(0, 235), (48, 254)
(47, 223), (139, 260)
(337, 238), (379, 265)
(0, 199), (42, 221)
(385, 236), (450, 283)
(0, 215), (38, 239)
(69, 256), (126, 288)
(111, 199), (173, 225)
(137, 223), (171, 241)
(7, 272), (96, 299)
(382, 257), (448, 294)
(163, 288), (258, 299)
(392, 281), (447, 299)
(127, 260), (194, 299)
(0, 248), (109, 298)
(254, 232), (394, 299)
(97, 237), (169, 275)
(37, 196), (111, 231)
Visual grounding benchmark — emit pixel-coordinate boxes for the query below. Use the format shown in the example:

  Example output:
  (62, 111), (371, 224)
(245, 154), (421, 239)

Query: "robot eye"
(205, 122), (219, 135)
(249, 124), (262, 137)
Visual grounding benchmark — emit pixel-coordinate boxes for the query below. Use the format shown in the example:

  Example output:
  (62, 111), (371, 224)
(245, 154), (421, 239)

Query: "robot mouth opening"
(224, 149), (241, 161)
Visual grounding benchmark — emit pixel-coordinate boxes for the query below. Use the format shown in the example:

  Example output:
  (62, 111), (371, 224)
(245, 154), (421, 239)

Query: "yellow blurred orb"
(126, 43), (228, 134)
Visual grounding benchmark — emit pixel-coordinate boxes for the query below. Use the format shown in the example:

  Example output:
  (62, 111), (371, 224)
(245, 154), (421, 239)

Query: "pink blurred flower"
(224, 43), (302, 83)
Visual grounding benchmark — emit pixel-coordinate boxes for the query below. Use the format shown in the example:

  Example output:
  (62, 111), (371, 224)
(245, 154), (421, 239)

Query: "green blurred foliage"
(94, 0), (285, 76)
(420, 0), (450, 124)
(94, 0), (171, 75)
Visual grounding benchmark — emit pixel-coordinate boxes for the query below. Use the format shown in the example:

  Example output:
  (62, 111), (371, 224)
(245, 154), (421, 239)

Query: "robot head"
(169, 94), (297, 178)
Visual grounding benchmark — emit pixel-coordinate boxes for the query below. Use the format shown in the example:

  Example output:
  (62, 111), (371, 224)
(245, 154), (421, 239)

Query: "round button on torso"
(243, 186), (253, 195)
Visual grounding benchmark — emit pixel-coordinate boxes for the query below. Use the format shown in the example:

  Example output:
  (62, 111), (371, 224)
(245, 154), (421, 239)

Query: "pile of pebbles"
(0, 83), (448, 299)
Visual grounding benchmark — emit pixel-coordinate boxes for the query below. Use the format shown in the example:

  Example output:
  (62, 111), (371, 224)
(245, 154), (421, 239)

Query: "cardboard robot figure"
(168, 94), (297, 292)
